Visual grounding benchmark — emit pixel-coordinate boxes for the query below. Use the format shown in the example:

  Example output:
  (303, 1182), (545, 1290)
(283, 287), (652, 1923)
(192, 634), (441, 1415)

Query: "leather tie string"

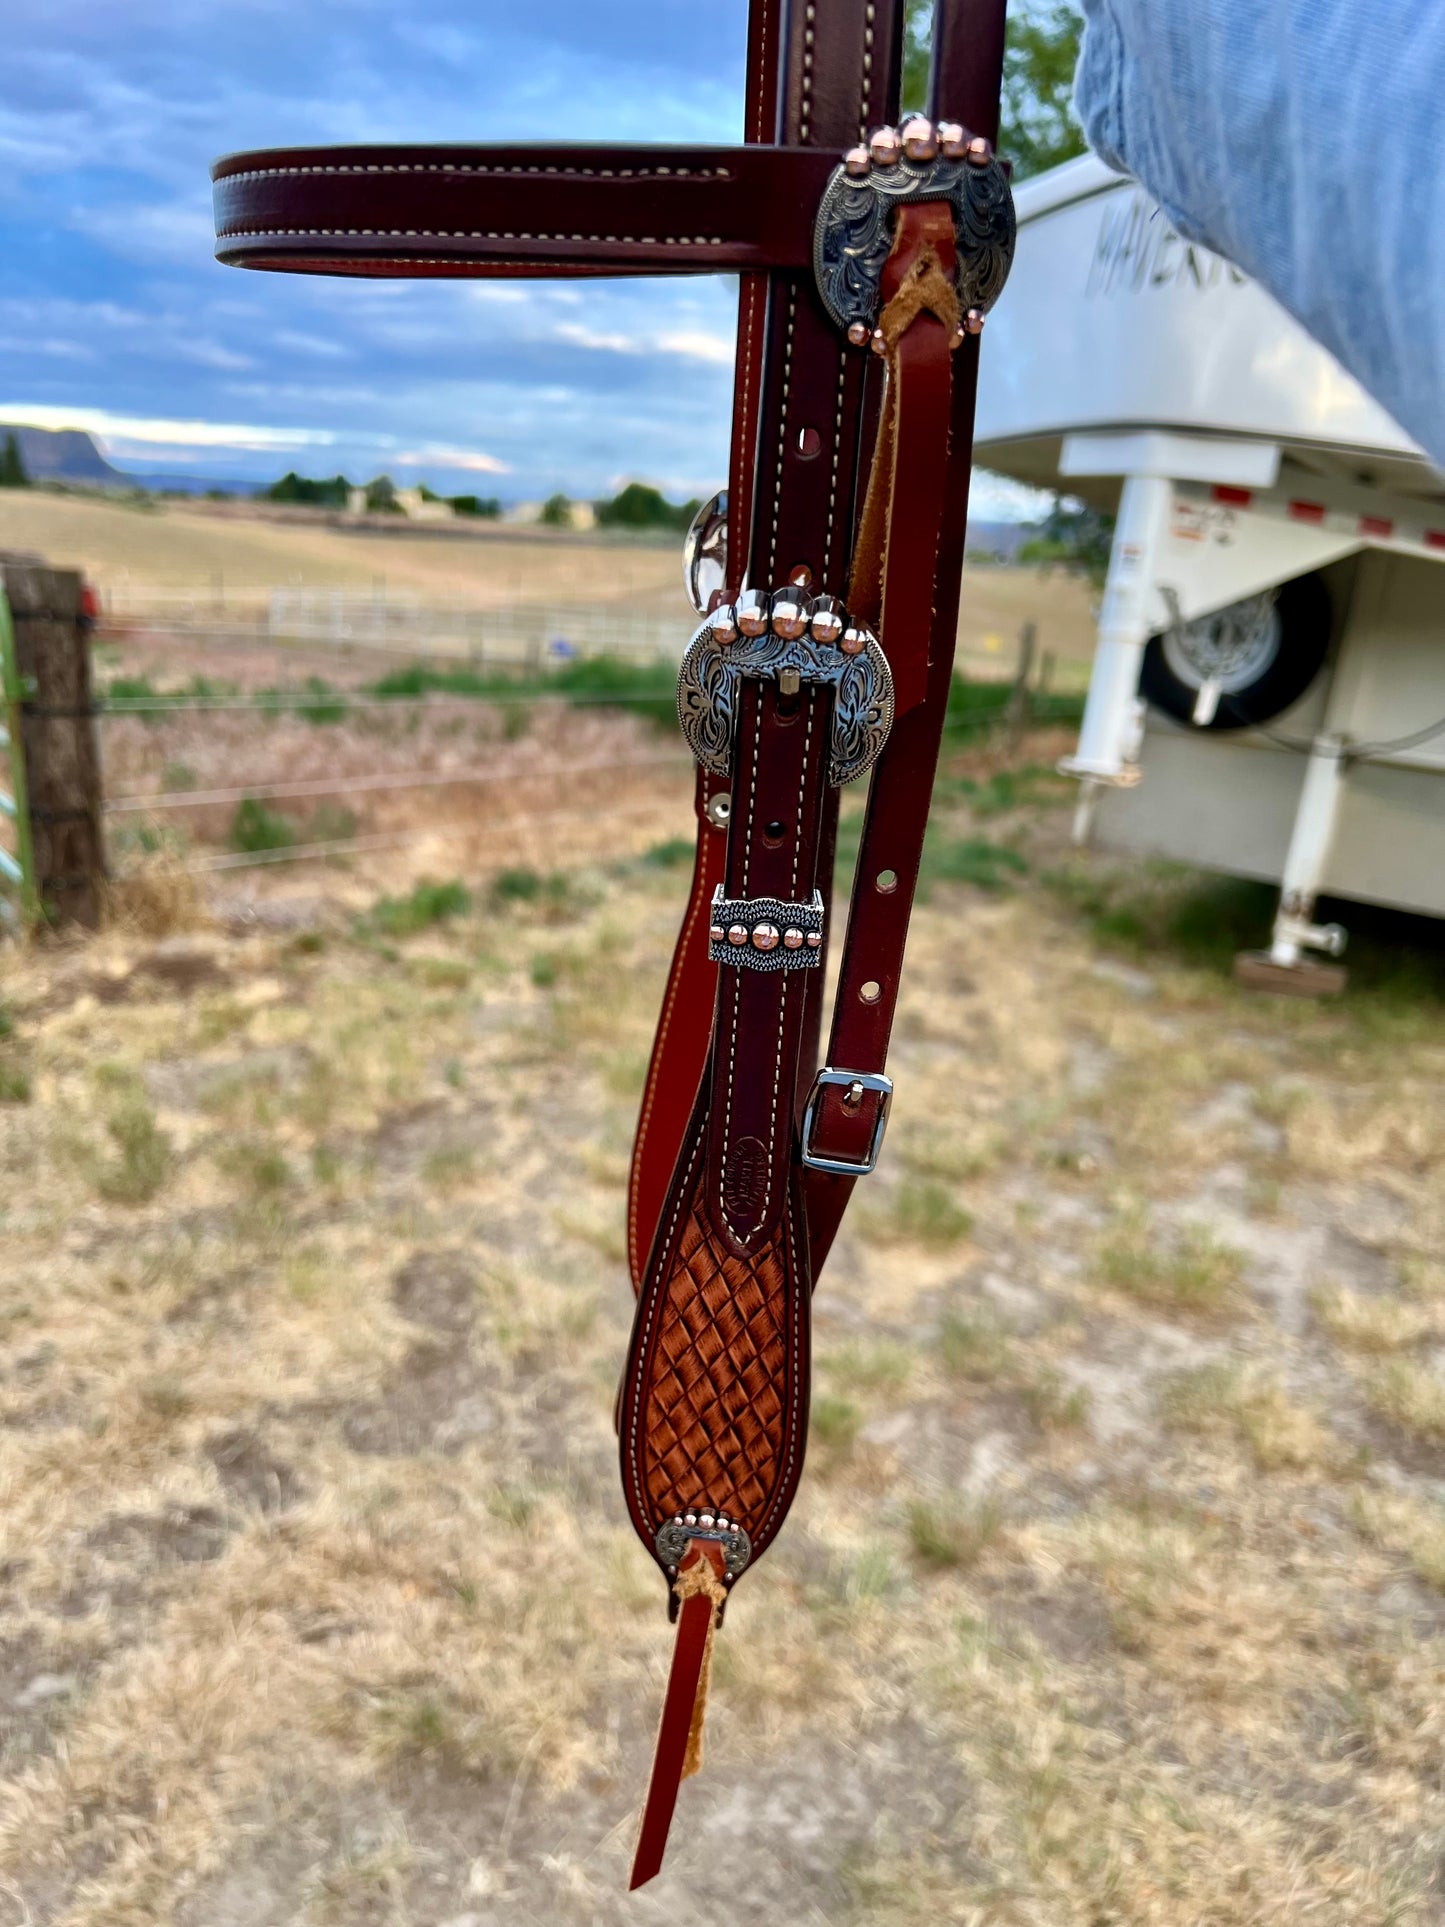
(629, 1541), (729, 1890)
(848, 203), (959, 717)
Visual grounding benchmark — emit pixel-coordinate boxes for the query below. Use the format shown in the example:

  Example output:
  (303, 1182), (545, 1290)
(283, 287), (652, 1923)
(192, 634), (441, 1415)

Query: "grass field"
(0, 489), (1099, 675)
(3, 716), (1445, 1925)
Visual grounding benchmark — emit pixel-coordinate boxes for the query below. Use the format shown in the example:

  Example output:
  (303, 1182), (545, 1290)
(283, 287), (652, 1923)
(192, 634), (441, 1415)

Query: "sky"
(0, 0), (1043, 517)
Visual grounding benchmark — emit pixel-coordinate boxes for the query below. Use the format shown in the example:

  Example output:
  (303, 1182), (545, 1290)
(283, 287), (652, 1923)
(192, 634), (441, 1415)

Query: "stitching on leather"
(716, 705), (762, 1241)
(627, 823), (712, 1280)
(734, 279), (760, 582)
(799, 1), (816, 143)
(218, 163), (732, 183)
(752, 3), (770, 142)
(822, 352), (847, 586)
(755, 1185), (804, 1548)
(791, 697), (816, 899)
(860, 2), (876, 143)
(627, 1130), (703, 1529)
(219, 228), (732, 245)
(766, 288), (797, 582)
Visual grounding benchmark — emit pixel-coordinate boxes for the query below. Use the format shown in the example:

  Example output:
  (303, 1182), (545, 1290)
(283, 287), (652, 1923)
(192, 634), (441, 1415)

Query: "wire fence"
(93, 613), (1082, 881)
(102, 587), (688, 666)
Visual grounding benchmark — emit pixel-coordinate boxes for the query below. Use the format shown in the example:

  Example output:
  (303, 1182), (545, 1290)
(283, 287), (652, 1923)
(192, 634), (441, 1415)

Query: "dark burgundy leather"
(624, 0), (900, 1292)
(624, 0), (784, 1294)
(706, 679), (833, 1252)
(629, 1540), (727, 1891)
(212, 144), (835, 277)
(626, 769), (730, 1289)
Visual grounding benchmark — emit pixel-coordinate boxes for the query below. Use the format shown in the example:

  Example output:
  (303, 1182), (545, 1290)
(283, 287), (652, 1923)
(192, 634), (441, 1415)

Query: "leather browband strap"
(212, 144), (835, 277)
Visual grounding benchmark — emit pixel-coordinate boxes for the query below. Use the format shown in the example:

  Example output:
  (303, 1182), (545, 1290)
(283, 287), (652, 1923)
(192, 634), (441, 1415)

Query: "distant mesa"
(0, 424), (125, 486)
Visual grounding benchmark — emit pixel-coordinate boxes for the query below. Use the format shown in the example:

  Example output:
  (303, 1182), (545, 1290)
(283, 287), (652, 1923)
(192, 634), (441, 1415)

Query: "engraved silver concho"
(813, 142), (1016, 338)
(676, 590), (893, 787)
(655, 1510), (752, 1579)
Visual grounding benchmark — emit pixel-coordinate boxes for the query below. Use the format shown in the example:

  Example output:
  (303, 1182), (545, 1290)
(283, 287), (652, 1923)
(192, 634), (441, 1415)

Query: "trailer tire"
(1140, 573), (1332, 731)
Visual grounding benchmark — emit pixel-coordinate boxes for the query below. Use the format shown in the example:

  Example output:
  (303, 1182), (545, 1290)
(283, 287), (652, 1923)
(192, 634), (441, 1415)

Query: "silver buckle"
(800, 1068), (893, 1176)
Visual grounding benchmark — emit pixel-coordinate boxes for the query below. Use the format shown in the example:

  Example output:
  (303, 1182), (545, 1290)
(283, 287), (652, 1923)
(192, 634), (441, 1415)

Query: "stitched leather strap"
(212, 143), (835, 276)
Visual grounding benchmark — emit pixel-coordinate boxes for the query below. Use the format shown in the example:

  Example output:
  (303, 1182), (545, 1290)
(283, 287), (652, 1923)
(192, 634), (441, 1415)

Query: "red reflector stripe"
(1426, 530), (1445, 551)
(1288, 499), (1326, 523)
(1359, 515), (1394, 538)
(1213, 485), (1253, 506)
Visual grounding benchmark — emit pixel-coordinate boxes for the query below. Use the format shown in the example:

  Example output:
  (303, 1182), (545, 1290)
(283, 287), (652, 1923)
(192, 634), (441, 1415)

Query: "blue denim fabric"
(1074, 0), (1445, 471)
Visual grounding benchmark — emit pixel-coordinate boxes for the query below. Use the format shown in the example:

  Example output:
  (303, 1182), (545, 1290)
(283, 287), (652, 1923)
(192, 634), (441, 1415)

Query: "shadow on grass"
(1043, 858), (1445, 1012)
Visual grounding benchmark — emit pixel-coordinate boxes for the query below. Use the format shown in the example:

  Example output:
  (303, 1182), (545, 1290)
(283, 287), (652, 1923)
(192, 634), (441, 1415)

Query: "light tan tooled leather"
(620, 1099), (808, 1563)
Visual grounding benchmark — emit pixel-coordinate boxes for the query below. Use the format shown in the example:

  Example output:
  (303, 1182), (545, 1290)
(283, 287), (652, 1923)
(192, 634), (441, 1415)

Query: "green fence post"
(0, 585), (39, 930)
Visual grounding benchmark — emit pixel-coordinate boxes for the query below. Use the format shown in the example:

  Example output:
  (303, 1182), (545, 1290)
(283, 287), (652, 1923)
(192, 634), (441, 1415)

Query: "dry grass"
(1160, 1360), (1341, 1472)
(1096, 1209), (1247, 1315)
(1366, 1359), (1445, 1444)
(2, 721), (1444, 1923)
(5, 489), (1098, 671)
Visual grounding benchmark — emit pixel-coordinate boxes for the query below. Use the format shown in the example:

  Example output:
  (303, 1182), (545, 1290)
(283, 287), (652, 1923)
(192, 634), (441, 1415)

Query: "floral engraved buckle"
(676, 585), (892, 787)
(813, 117), (1016, 346)
(708, 889), (824, 972)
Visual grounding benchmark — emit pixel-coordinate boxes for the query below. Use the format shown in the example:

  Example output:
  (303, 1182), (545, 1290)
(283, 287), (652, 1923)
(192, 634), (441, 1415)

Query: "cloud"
(394, 445), (510, 474)
(555, 321), (735, 365)
(0, 401), (338, 452)
(0, 4), (750, 495)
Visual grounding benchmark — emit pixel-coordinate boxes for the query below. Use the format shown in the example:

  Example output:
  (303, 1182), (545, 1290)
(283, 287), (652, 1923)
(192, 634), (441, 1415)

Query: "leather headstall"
(622, 119), (1014, 1888)
(209, 0), (1013, 1887)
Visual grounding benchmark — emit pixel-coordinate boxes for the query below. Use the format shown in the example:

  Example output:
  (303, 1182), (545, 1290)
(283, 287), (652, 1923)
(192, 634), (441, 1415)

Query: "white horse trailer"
(974, 154), (1445, 988)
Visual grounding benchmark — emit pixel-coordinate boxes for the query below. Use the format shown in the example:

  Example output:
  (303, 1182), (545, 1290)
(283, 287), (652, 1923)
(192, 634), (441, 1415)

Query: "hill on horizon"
(0, 424), (126, 487)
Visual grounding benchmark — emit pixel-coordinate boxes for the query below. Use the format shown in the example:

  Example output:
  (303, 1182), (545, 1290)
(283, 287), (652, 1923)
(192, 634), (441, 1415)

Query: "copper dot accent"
(752, 923), (780, 952)
(727, 925), (749, 947)
(782, 929), (804, 950)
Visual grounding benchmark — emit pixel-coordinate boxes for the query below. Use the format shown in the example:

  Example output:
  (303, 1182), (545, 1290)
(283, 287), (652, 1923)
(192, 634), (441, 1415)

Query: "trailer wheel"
(1139, 573), (1332, 730)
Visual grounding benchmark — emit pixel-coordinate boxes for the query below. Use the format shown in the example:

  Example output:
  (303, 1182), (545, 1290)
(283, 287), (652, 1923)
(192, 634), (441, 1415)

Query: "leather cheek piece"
(618, 1105), (812, 1574)
(625, 767), (730, 1291)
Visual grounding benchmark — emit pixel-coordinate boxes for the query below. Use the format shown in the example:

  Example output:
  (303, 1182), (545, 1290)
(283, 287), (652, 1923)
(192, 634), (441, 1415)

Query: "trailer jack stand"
(1234, 734), (1351, 995)
(1235, 895), (1349, 997)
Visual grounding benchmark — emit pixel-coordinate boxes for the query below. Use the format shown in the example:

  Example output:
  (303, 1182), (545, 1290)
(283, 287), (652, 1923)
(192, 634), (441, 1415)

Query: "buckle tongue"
(800, 1068), (894, 1176)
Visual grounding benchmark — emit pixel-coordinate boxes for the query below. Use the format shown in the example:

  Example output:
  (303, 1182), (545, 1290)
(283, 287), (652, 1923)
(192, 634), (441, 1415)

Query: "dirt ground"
(3, 708), (1445, 1925)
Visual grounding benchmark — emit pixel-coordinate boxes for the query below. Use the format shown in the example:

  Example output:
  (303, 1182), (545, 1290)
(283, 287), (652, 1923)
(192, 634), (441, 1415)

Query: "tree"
(364, 474), (400, 513)
(0, 432), (30, 489)
(266, 470), (349, 507)
(539, 491), (572, 527)
(449, 494), (501, 518)
(901, 0), (1085, 179)
(595, 482), (700, 533)
(1017, 497), (1114, 585)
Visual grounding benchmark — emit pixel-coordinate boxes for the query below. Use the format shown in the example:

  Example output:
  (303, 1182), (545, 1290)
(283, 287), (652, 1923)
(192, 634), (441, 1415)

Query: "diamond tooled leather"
(622, 1119), (810, 1565)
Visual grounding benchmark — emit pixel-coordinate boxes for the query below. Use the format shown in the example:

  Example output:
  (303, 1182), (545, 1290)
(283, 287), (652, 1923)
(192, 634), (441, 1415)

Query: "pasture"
(3, 695), (1445, 1924)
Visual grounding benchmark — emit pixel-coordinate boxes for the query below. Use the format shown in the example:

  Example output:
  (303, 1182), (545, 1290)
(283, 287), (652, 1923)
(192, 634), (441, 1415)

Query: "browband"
(212, 143), (835, 277)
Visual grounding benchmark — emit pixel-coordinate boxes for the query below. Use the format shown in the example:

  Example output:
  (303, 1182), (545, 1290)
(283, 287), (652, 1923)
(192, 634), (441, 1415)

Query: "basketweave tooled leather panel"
(620, 1106), (810, 1568)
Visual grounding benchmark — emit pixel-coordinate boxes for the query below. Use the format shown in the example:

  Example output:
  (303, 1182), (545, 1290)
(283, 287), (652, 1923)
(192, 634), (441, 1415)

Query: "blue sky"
(0, 0), (1037, 514)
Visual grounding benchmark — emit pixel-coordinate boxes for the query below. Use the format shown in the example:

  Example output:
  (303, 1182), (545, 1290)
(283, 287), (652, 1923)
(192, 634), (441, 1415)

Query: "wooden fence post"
(0, 555), (106, 929)
(1005, 620), (1038, 739)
